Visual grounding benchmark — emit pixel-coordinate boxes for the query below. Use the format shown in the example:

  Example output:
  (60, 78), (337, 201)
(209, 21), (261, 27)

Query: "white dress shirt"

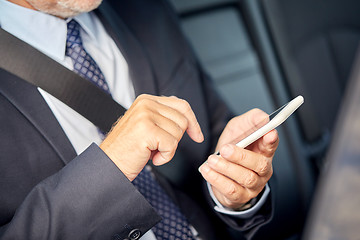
(0, 0), (269, 238)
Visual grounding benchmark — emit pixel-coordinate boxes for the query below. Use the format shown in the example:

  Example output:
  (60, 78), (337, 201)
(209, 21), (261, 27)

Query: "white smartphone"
(216, 95), (304, 154)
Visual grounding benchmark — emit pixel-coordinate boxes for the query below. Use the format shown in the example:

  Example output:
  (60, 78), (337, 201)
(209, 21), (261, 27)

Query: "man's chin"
(26, 0), (103, 18)
(57, 0), (103, 16)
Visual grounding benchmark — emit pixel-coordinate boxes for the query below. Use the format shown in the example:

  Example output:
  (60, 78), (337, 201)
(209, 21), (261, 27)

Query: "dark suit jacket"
(0, 0), (272, 239)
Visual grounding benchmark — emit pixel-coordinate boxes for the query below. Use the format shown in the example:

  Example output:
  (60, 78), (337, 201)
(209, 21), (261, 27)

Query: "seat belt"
(0, 28), (127, 133)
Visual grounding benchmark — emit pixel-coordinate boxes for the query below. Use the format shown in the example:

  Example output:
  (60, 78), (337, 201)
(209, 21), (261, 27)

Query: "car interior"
(166, 0), (360, 239)
(303, 49), (360, 240)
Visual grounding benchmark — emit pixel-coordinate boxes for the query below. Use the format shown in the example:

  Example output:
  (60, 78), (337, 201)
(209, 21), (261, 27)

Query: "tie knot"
(66, 19), (82, 48)
(64, 19), (111, 95)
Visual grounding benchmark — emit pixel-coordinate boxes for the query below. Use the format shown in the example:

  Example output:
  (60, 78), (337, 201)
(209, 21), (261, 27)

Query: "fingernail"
(207, 155), (218, 166)
(198, 163), (210, 173)
(221, 144), (233, 157)
(153, 154), (167, 166)
(264, 129), (278, 144)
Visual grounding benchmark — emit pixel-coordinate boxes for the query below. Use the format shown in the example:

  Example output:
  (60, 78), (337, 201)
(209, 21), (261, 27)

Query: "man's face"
(24, 0), (103, 18)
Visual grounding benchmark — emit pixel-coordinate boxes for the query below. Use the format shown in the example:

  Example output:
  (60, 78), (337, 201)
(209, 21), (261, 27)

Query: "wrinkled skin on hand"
(100, 94), (204, 181)
(199, 109), (279, 210)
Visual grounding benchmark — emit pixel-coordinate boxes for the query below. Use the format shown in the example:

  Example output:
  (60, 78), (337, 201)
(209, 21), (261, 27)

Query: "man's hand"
(100, 94), (204, 181)
(199, 109), (279, 210)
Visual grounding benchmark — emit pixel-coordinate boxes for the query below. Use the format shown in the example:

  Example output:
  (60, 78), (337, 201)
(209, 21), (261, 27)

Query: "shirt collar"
(74, 13), (98, 44)
(0, 0), (98, 62)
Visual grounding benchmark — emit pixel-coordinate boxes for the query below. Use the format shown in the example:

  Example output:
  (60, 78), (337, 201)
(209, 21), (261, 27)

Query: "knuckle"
(248, 108), (267, 126)
(249, 108), (263, 115)
(139, 97), (152, 106)
(246, 191), (258, 202)
(136, 95), (157, 108)
(135, 108), (152, 121)
(245, 172), (257, 189)
(179, 98), (191, 112)
(177, 115), (188, 130)
(224, 184), (243, 203)
(225, 183), (237, 198)
(163, 136), (179, 155)
(257, 157), (271, 176)
(268, 165), (274, 177)
(136, 94), (149, 102)
(175, 124), (184, 139)
(236, 150), (247, 164)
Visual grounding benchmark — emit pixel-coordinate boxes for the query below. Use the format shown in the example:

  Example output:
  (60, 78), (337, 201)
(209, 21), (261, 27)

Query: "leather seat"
(248, 0), (360, 163)
(167, 0), (318, 239)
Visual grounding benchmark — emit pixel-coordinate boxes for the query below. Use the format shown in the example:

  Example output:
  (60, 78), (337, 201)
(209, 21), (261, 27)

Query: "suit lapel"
(97, 1), (158, 97)
(0, 2), (156, 165)
(0, 68), (77, 165)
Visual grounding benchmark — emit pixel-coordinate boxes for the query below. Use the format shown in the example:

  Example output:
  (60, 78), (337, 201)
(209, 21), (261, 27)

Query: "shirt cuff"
(207, 182), (270, 219)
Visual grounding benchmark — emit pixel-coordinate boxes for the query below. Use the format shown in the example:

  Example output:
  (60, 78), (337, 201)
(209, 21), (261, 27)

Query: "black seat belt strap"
(0, 28), (126, 133)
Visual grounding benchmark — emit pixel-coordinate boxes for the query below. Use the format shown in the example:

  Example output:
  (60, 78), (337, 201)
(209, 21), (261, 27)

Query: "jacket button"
(128, 229), (141, 240)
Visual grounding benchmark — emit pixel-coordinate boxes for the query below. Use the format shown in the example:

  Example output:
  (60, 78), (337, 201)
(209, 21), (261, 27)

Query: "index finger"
(150, 95), (204, 143)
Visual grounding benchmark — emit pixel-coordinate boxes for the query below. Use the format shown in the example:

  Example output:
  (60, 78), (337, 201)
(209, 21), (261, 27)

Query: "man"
(0, 0), (278, 239)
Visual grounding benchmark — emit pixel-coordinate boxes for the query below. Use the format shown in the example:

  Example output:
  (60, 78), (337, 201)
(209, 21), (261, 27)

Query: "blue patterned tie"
(66, 19), (195, 239)
(66, 19), (110, 94)
(132, 166), (196, 240)
(66, 19), (110, 139)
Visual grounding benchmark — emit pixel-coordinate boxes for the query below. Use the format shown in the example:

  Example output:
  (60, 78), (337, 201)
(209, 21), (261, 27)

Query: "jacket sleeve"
(0, 143), (161, 240)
